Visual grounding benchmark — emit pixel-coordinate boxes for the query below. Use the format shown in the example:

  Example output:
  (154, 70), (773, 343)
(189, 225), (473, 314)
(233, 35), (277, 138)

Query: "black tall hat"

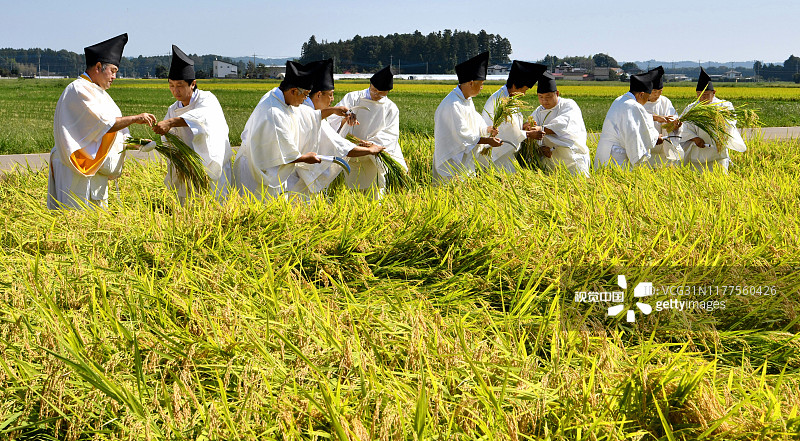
(169, 45), (195, 81)
(455, 51), (489, 83)
(651, 66), (665, 89)
(84, 33), (128, 67)
(537, 71), (558, 94)
(696, 67), (715, 91)
(280, 61), (316, 91)
(629, 69), (658, 93)
(370, 65), (394, 91)
(307, 59), (334, 94)
(507, 61), (547, 88)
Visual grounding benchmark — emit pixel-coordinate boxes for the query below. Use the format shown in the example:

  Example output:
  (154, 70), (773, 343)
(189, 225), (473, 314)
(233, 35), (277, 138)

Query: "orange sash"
(70, 131), (116, 176)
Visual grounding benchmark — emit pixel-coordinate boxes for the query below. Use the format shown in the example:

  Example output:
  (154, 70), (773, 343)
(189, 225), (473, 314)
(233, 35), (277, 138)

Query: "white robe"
(232, 88), (322, 201)
(294, 97), (354, 194)
(643, 95), (683, 167)
(47, 74), (128, 209)
(530, 97), (591, 176)
(680, 97), (746, 172)
(328, 89), (405, 192)
(163, 89), (233, 201)
(433, 86), (490, 181)
(479, 86), (526, 173)
(595, 92), (659, 169)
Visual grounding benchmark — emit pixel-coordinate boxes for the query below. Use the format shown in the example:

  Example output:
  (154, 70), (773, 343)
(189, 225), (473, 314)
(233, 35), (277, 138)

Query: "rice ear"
(126, 133), (209, 191)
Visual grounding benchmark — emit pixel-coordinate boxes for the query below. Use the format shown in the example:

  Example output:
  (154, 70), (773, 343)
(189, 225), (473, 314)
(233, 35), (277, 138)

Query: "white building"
(213, 60), (238, 78)
(488, 64), (510, 75)
(725, 70), (743, 80)
(665, 73), (690, 82)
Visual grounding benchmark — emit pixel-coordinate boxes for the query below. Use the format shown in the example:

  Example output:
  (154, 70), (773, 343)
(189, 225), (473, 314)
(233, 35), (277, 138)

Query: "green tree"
(154, 65), (168, 79)
(621, 62), (640, 73)
(593, 53), (619, 68)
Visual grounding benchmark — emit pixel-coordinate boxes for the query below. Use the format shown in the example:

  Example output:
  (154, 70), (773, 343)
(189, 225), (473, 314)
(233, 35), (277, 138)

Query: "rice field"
(1, 78), (800, 155)
(1, 126), (799, 439)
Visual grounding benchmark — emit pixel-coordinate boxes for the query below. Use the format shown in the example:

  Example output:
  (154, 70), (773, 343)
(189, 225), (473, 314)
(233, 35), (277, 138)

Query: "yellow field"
(111, 79), (800, 100)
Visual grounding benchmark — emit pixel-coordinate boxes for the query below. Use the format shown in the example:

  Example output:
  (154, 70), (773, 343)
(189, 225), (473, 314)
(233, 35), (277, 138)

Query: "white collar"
(454, 85), (469, 101)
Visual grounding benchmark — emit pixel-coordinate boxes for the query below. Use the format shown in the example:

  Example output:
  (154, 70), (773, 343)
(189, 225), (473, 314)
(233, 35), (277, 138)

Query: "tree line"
(0, 48), (244, 79)
(298, 30), (512, 74)
(2, 44), (797, 83)
(754, 56), (800, 82)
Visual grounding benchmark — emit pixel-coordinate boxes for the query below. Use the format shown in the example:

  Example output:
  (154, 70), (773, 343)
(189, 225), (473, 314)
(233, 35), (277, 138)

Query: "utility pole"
(390, 54), (393, 71)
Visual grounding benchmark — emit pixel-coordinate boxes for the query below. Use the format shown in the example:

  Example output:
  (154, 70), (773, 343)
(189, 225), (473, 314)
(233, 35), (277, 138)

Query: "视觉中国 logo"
(607, 275), (654, 322)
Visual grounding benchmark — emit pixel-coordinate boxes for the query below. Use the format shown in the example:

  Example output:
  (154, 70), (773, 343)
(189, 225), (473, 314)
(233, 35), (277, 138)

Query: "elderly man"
(47, 33), (156, 209)
(328, 65), (405, 198)
(433, 52), (502, 182)
(527, 71), (591, 176)
(299, 59), (384, 195)
(153, 45), (233, 204)
(643, 66), (683, 167)
(478, 60), (546, 173)
(680, 67), (746, 172)
(232, 61), (349, 201)
(595, 69), (664, 169)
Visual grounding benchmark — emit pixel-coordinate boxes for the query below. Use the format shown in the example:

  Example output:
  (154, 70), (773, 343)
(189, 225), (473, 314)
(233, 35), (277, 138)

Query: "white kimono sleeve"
(541, 100), (589, 154)
(623, 106), (659, 165)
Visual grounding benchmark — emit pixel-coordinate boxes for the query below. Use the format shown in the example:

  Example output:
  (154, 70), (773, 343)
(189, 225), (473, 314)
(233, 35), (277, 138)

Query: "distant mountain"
(231, 56), (297, 66)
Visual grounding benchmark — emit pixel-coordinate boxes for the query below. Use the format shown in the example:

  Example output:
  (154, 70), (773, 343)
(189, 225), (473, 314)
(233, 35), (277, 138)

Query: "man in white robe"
(232, 61), (349, 201)
(299, 59), (384, 195)
(527, 71), (591, 176)
(595, 69), (664, 169)
(479, 61), (546, 173)
(153, 45), (232, 204)
(48, 33), (157, 210)
(328, 66), (405, 198)
(642, 66), (683, 167)
(680, 67), (746, 172)
(433, 51), (502, 182)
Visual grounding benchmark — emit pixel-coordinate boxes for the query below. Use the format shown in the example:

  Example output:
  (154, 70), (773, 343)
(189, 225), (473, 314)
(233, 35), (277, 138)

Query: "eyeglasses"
(296, 88), (310, 98)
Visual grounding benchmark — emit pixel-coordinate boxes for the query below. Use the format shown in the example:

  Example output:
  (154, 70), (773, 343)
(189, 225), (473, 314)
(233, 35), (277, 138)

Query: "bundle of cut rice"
(664, 92), (760, 153)
(516, 115), (549, 171)
(485, 93), (530, 128)
(126, 133), (209, 191)
(345, 134), (410, 191)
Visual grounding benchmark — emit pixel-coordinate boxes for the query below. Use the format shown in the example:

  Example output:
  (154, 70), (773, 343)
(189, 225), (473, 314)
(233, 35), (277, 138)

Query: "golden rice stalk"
(485, 93), (531, 128)
(346, 134), (410, 191)
(126, 133), (209, 191)
(516, 115), (548, 171)
(735, 107), (762, 128)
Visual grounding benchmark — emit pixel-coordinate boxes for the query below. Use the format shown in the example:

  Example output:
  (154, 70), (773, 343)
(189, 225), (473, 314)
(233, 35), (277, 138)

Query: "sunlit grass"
(1, 134), (799, 439)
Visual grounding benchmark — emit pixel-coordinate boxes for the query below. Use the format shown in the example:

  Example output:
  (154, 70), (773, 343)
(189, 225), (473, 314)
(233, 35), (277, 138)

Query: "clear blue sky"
(0, 0), (795, 63)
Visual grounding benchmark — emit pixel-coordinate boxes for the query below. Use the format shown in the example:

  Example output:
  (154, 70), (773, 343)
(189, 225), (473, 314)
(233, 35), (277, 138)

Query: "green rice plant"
(345, 133), (411, 191)
(126, 133), (209, 191)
